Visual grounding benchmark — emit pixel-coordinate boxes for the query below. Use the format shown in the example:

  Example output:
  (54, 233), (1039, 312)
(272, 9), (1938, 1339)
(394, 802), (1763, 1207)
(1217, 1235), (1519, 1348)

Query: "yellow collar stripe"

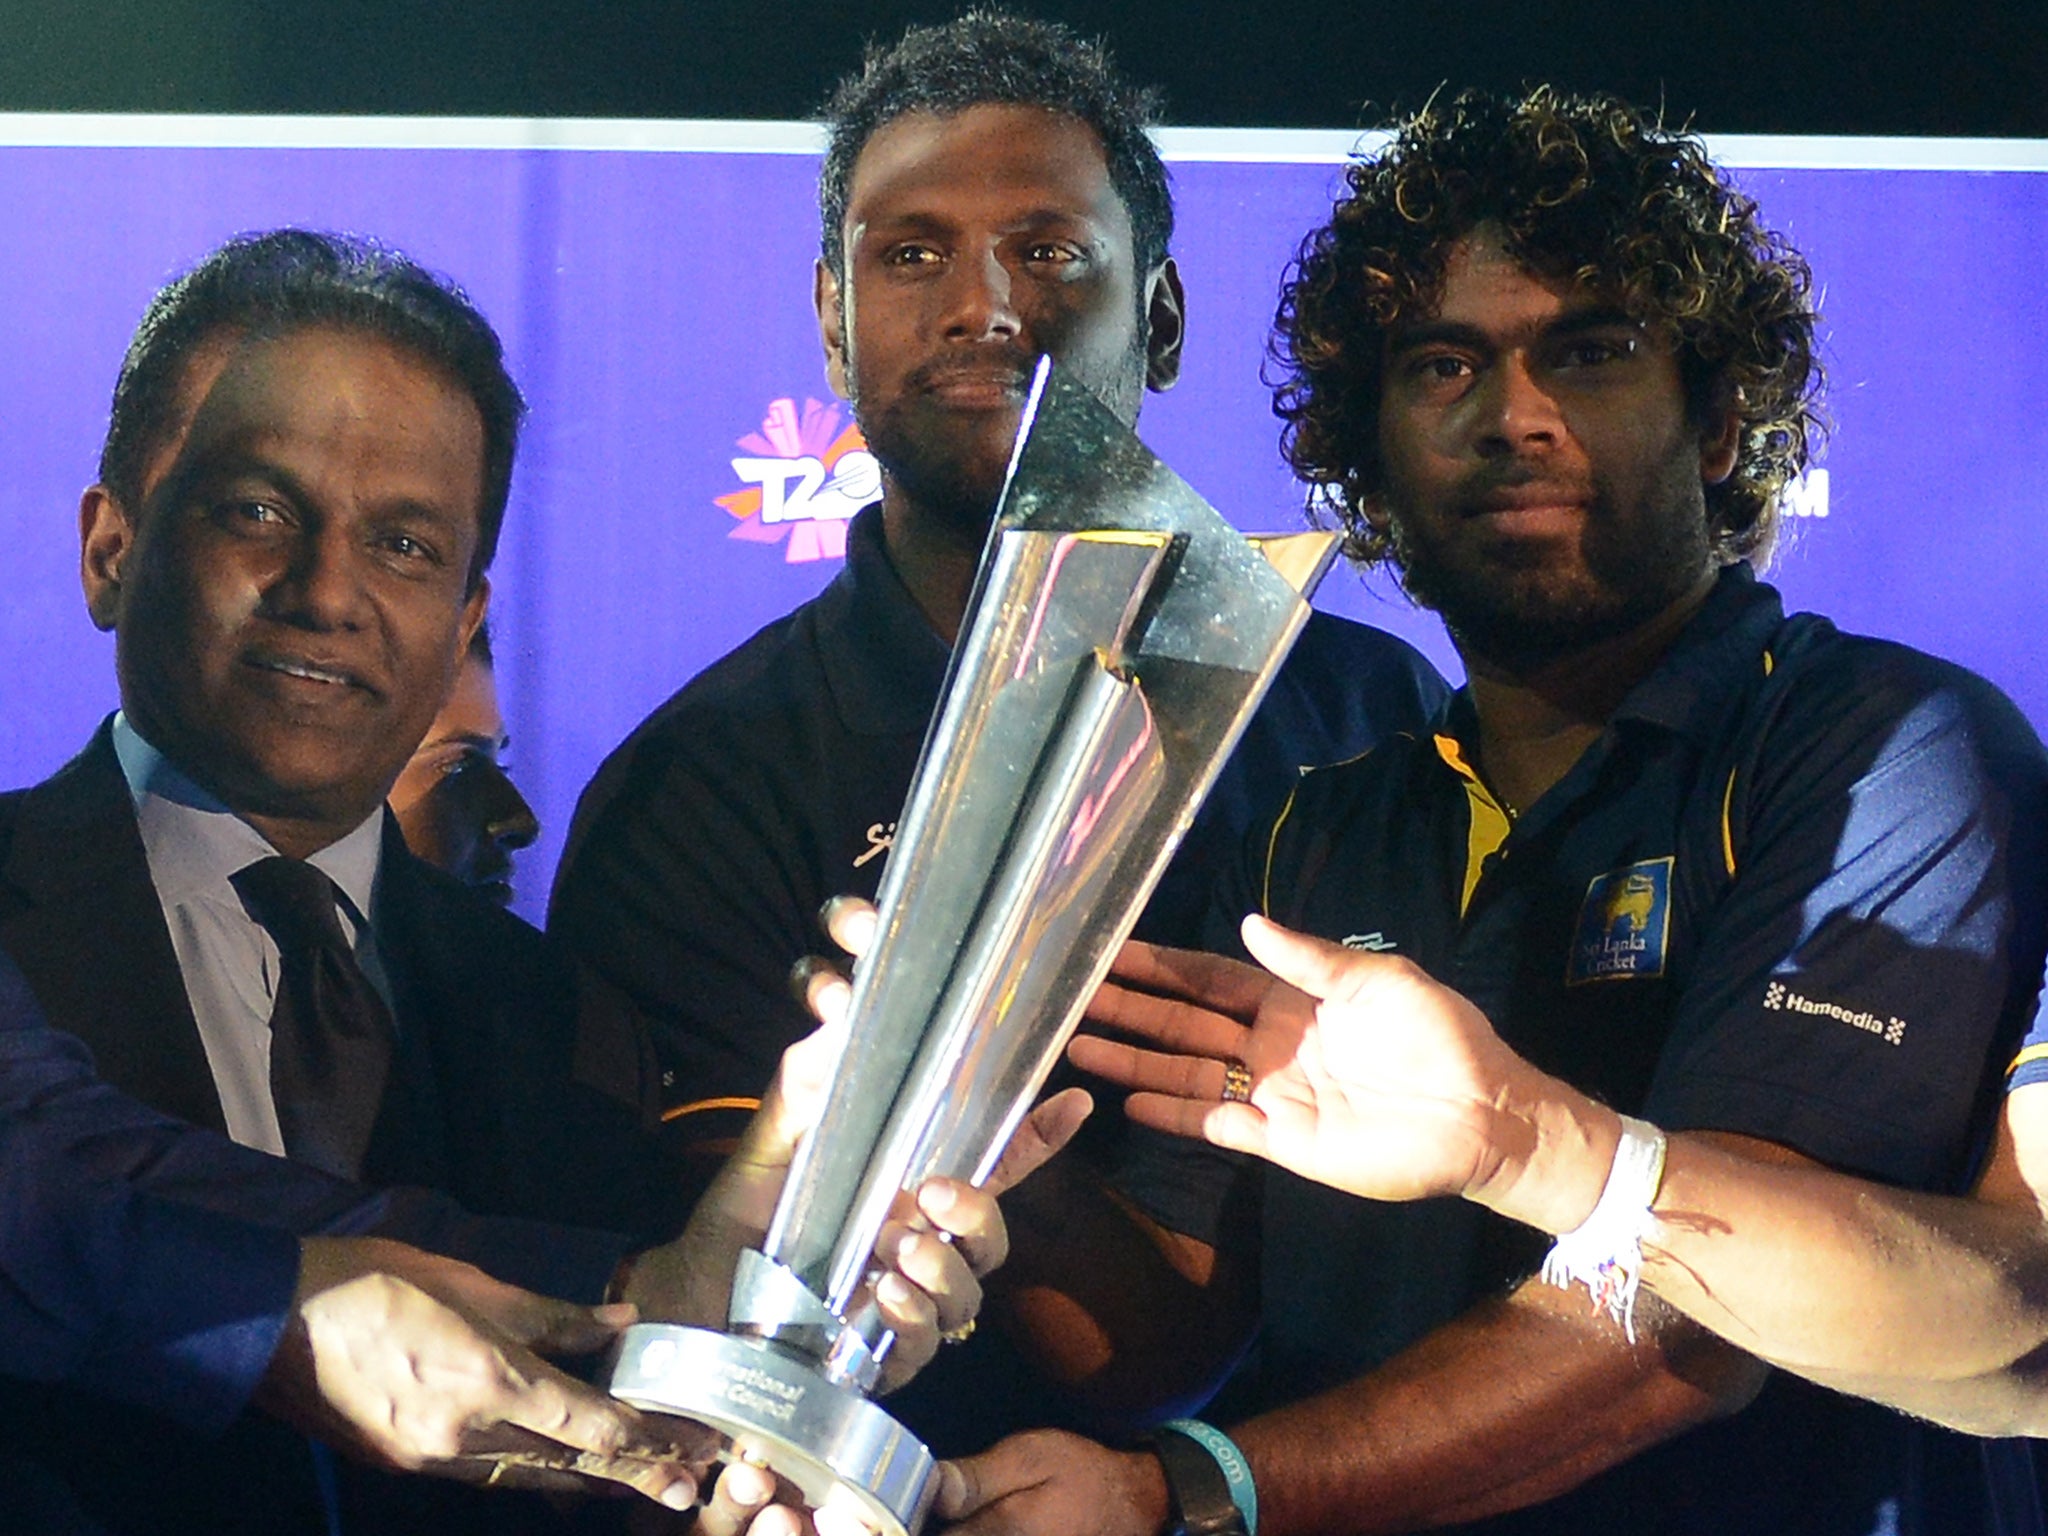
(1261, 779), (1305, 918)
(1721, 766), (1740, 879)
(1435, 733), (1512, 918)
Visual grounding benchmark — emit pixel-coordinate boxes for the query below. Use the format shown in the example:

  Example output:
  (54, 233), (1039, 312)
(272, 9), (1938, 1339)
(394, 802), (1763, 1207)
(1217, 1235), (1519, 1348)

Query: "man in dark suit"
(0, 945), (709, 1513)
(0, 229), (1004, 1535)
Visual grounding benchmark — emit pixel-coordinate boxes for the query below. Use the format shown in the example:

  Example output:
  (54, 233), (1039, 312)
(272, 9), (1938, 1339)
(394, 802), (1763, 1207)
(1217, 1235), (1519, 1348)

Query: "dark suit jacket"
(0, 726), (681, 1535)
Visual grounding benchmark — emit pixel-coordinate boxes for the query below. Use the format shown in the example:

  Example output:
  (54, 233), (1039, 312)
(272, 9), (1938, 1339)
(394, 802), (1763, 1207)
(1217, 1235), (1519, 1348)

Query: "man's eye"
(1023, 242), (1083, 266)
(380, 531), (441, 564)
(885, 243), (943, 267)
(215, 499), (288, 527)
(1410, 354), (1471, 382)
(1558, 336), (1638, 367)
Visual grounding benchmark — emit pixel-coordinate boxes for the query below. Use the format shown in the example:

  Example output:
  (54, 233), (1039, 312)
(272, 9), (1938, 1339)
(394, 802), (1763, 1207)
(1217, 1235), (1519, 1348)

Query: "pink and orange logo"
(717, 397), (880, 563)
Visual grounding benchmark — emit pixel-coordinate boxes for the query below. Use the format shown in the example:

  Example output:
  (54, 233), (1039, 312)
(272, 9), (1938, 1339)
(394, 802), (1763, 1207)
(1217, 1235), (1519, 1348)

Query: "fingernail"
(921, 1181), (958, 1214)
(936, 1462), (967, 1515)
(662, 1479), (697, 1511)
(877, 1273), (914, 1307)
(593, 1302), (638, 1327)
(728, 1461), (775, 1504)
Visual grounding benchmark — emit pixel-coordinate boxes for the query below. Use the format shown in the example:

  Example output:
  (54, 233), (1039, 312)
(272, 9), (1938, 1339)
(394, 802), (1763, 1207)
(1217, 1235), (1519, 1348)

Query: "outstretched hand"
(1069, 914), (1542, 1206)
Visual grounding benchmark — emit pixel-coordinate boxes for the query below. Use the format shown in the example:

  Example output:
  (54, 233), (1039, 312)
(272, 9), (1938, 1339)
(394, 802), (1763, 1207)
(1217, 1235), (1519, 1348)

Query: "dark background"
(4, 0), (2045, 135)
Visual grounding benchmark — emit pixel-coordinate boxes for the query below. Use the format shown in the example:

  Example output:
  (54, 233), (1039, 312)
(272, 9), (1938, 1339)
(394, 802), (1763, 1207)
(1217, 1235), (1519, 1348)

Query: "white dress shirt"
(111, 713), (392, 1156)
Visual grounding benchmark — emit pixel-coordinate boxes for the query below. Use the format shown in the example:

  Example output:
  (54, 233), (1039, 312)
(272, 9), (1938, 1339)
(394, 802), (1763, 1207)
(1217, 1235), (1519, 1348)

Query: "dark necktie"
(231, 856), (394, 1180)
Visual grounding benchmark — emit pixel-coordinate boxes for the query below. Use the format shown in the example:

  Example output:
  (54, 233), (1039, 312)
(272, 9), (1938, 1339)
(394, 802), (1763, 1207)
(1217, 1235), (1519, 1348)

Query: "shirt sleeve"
(549, 724), (836, 1126)
(2003, 958), (2048, 1092)
(1645, 649), (2048, 1191)
(0, 1133), (301, 1435)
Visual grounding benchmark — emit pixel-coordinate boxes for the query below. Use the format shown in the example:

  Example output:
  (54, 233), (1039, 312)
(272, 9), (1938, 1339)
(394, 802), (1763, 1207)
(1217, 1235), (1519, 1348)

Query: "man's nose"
(271, 526), (368, 628)
(481, 766), (539, 851)
(1474, 357), (1565, 456)
(941, 248), (1022, 342)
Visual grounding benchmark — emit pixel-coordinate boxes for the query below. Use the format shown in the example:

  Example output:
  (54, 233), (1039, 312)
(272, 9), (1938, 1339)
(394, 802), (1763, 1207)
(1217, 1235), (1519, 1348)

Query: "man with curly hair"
(940, 88), (2047, 1536)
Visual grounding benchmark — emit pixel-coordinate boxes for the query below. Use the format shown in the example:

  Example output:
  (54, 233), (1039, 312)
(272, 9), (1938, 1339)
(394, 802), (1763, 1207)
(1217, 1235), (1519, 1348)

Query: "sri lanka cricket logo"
(717, 397), (880, 563)
(1566, 857), (1674, 985)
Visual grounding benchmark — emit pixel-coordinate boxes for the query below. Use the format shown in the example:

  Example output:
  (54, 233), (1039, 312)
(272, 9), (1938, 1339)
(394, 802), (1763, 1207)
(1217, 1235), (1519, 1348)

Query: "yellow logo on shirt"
(1566, 858), (1674, 985)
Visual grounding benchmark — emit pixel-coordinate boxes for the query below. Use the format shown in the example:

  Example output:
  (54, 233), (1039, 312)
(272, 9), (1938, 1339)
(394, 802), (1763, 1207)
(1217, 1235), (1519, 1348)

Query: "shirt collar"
(112, 711), (386, 919)
(1430, 564), (1786, 758)
(817, 503), (956, 736)
(1606, 564), (1786, 742)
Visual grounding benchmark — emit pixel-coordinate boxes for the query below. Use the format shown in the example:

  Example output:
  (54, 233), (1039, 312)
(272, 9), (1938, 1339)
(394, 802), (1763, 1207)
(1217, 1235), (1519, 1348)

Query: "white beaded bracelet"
(1539, 1114), (1668, 1343)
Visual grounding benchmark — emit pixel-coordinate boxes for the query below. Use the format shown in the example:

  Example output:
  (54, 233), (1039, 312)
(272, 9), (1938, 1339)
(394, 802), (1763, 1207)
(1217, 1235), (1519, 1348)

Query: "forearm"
(1471, 1077), (2048, 1433)
(1231, 1283), (1763, 1536)
(996, 1153), (1256, 1429)
(1642, 1143), (2048, 1431)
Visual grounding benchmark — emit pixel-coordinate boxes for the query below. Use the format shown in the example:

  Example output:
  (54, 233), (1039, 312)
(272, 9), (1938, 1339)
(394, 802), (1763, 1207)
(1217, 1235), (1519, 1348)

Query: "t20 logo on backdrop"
(717, 397), (880, 562)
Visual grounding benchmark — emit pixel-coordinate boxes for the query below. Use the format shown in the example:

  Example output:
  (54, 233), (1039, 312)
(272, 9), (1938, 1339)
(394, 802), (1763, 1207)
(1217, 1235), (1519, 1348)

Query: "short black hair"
(99, 229), (524, 587)
(1272, 87), (1821, 568)
(818, 10), (1173, 281)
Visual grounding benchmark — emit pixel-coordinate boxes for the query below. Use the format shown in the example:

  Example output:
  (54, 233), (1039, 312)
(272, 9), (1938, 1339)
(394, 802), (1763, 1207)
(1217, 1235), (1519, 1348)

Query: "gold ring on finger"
(1221, 1058), (1254, 1104)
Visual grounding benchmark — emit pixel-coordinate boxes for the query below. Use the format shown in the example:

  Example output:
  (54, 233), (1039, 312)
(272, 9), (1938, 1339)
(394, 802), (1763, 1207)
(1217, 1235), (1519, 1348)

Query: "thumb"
(511, 1295), (640, 1357)
(1241, 913), (1380, 1004)
(986, 1086), (1093, 1196)
(753, 1007), (852, 1160)
(935, 1458), (984, 1521)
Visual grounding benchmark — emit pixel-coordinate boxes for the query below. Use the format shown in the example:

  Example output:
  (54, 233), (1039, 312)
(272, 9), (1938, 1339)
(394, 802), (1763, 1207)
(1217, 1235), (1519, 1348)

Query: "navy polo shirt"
(550, 503), (1447, 1455)
(552, 503), (1448, 1118)
(1247, 566), (2046, 1192)
(1173, 566), (2048, 1535)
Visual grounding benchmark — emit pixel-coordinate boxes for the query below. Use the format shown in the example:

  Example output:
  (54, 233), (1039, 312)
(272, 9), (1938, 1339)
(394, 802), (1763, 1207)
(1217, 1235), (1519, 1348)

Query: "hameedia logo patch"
(1566, 857), (1674, 985)
(717, 397), (881, 563)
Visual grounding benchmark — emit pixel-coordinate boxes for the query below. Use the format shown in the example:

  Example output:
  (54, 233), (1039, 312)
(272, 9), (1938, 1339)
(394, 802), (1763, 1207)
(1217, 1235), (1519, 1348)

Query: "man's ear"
(815, 258), (851, 401)
(80, 485), (137, 632)
(1699, 401), (1743, 487)
(1144, 258), (1186, 393)
(457, 576), (490, 660)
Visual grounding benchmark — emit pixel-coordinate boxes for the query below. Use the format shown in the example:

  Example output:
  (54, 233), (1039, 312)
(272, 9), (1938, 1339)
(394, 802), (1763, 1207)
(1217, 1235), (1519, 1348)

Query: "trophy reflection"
(609, 358), (1337, 1535)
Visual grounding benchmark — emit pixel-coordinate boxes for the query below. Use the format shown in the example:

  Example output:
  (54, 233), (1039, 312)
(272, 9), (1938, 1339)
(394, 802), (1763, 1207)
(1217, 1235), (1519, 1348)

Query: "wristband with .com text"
(1152, 1418), (1257, 1536)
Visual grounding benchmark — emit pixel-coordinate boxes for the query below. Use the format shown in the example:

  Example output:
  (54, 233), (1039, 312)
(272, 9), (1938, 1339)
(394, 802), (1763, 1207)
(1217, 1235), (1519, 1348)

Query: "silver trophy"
(610, 358), (1337, 1534)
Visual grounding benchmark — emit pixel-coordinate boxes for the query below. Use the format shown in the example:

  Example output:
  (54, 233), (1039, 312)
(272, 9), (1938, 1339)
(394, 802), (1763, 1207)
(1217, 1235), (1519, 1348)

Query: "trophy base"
(609, 1323), (938, 1536)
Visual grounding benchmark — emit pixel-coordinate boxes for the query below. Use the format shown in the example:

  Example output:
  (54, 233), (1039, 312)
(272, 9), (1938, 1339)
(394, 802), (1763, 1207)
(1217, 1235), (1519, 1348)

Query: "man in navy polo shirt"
(548, 16), (1446, 1451)
(937, 87), (2048, 1536)
(550, 12), (1443, 1137)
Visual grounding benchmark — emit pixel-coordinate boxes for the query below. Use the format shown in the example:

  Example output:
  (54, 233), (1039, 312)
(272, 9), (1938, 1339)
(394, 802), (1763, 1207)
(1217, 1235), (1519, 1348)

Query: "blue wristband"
(1160, 1419), (1258, 1536)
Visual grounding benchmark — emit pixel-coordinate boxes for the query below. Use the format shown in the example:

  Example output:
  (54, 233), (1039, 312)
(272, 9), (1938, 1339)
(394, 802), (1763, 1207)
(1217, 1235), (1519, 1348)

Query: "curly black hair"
(1272, 87), (1821, 568)
(817, 10), (1173, 282)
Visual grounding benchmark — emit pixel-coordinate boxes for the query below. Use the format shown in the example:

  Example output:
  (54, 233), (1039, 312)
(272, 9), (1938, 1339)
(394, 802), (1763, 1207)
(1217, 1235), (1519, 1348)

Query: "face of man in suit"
(79, 325), (490, 861)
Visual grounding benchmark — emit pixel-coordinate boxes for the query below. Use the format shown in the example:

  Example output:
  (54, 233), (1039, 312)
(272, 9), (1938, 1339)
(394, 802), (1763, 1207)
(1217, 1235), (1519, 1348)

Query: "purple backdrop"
(1, 128), (2042, 921)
